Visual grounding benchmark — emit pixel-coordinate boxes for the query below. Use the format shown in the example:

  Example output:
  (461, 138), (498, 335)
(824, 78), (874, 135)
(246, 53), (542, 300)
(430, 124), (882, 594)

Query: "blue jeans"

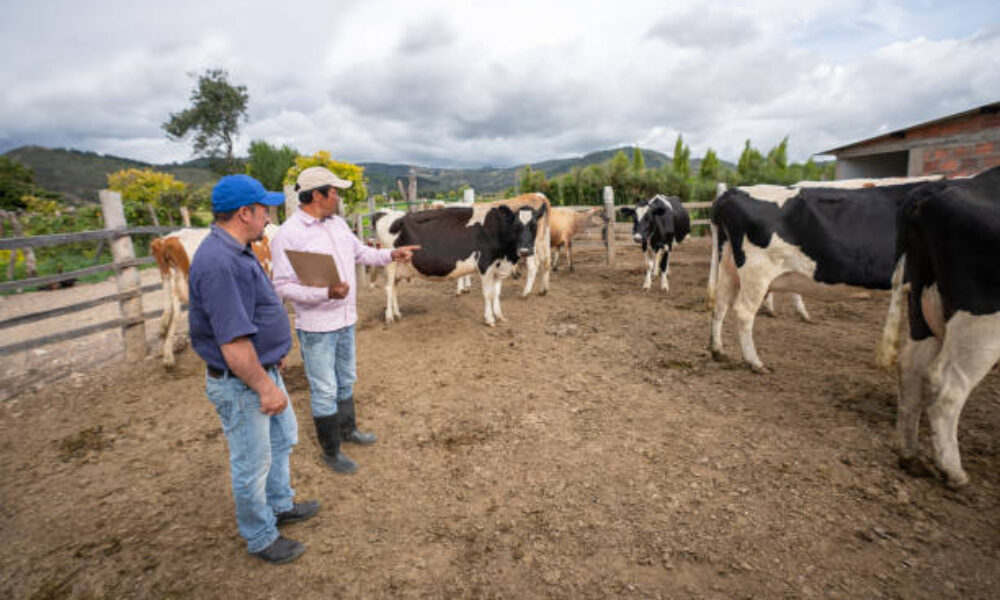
(297, 326), (356, 418)
(205, 367), (298, 553)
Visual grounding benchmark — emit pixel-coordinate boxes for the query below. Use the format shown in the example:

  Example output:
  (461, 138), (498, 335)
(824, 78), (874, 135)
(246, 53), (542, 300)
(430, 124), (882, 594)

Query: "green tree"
(766, 136), (789, 180)
(631, 146), (645, 172)
(517, 165), (549, 195)
(163, 68), (249, 175)
(285, 151), (367, 215)
(737, 139), (765, 183)
(673, 135), (691, 179)
(0, 156), (37, 211)
(107, 168), (186, 206)
(699, 148), (721, 179)
(608, 150), (631, 193)
(246, 140), (299, 191)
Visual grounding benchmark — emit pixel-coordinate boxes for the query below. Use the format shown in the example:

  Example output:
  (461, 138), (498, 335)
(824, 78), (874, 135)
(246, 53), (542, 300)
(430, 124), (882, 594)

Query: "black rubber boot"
(338, 397), (377, 445)
(313, 415), (358, 474)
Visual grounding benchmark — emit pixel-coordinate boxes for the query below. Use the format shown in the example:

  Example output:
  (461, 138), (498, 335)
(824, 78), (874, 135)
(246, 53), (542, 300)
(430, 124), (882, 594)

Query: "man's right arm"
(220, 337), (288, 416)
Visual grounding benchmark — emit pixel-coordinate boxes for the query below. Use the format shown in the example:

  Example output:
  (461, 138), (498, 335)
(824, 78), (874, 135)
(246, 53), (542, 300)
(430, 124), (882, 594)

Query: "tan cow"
(483, 193), (552, 296)
(549, 206), (603, 272)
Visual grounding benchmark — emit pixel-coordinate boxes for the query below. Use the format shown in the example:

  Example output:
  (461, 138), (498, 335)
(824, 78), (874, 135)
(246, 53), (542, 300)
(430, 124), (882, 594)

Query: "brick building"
(818, 101), (1000, 179)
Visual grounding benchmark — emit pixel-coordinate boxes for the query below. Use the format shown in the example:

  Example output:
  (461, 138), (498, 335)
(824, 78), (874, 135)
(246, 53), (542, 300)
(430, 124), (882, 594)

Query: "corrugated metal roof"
(817, 101), (1000, 156)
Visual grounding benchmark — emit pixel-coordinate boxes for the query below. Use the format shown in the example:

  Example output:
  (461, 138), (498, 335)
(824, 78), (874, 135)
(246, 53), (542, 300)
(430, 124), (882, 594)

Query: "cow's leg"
(642, 250), (655, 291)
(538, 236), (551, 294)
(876, 258), (907, 369)
(383, 262), (398, 324)
(391, 279), (402, 319)
(731, 268), (775, 373)
(521, 255), (538, 297)
(761, 292), (776, 317)
(896, 336), (940, 478)
(481, 269), (498, 326)
(923, 312), (1000, 488)
(163, 270), (183, 367)
(791, 294), (812, 323)
(567, 240), (574, 272)
(551, 244), (561, 272)
(158, 270), (174, 338)
(707, 223), (720, 311)
(491, 276), (506, 322)
(710, 245), (739, 360)
(659, 246), (671, 292)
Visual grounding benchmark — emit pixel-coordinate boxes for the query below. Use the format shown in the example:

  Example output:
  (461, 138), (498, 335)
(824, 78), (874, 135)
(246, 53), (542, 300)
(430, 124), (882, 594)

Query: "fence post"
(100, 190), (147, 363)
(463, 188), (475, 204)
(179, 206), (192, 227)
(603, 186), (615, 265)
(7, 212), (37, 280)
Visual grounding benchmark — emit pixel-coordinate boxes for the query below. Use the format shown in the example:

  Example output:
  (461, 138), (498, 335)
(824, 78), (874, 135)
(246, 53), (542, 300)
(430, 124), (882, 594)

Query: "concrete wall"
(836, 151), (908, 179)
(831, 108), (1000, 179)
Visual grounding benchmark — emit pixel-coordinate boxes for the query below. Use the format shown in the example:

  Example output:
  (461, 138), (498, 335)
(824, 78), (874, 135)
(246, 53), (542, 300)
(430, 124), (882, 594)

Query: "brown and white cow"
(151, 224), (277, 366)
(549, 206), (603, 272)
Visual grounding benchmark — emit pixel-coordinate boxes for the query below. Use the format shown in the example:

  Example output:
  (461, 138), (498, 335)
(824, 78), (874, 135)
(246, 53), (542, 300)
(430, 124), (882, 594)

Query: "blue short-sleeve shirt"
(188, 225), (291, 371)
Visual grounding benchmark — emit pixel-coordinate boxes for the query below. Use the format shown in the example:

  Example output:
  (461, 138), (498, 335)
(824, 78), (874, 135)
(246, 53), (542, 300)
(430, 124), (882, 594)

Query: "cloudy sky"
(1, 0), (998, 168)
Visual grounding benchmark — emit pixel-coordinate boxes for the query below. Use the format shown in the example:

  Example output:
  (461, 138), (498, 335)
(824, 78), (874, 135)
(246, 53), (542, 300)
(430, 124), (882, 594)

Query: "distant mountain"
(360, 146), (733, 196)
(3, 146), (216, 204)
(3, 145), (735, 203)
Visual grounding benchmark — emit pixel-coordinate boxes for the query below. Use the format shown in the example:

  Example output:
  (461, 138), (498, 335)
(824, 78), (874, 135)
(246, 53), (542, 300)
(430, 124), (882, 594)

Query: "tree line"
(513, 136), (834, 207)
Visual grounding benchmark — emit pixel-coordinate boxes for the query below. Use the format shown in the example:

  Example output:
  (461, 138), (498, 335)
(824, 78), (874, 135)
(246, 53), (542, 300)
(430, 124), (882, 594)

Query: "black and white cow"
(373, 202), (548, 326)
(708, 178), (939, 373)
(707, 184), (811, 325)
(620, 195), (690, 292)
(895, 166), (1000, 488)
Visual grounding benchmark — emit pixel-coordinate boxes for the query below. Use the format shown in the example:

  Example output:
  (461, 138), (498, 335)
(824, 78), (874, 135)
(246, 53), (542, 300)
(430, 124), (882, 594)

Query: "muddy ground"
(1, 237), (997, 600)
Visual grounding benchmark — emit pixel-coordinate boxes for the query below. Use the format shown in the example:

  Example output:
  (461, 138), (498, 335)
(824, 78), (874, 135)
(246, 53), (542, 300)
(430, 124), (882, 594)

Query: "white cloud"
(1, 0), (998, 167)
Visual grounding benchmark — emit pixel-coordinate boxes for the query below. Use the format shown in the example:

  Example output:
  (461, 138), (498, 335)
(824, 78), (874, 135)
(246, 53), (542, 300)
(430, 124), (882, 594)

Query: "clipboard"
(284, 249), (341, 287)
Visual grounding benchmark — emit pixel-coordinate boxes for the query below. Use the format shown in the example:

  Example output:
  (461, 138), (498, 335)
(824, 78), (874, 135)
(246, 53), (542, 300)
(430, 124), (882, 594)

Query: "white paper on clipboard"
(284, 249), (341, 287)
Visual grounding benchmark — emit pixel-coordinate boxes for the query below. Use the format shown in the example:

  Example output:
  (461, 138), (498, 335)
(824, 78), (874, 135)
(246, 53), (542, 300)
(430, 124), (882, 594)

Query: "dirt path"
(1, 237), (997, 599)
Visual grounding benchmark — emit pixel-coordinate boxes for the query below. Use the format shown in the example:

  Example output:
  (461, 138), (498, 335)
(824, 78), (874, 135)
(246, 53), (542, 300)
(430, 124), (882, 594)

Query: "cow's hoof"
(945, 473), (970, 490)
(710, 348), (726, 362)
(749, 363), (772, 374)
(898, 456), (935, 479)
(538, 289), (548, 297)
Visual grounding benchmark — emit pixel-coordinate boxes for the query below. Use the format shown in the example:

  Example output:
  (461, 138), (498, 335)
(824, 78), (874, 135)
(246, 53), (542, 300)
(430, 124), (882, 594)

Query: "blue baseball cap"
(211, 174), (285, 212)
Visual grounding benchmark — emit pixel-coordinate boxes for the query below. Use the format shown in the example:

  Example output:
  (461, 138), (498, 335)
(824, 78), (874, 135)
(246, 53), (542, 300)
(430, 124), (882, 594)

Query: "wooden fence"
(1, 187), (713, 363)
(0, 191), (178, 359)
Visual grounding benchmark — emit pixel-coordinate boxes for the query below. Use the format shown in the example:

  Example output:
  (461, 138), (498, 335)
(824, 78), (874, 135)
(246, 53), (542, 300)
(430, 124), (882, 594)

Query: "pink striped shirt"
(270, 209), (392, 332)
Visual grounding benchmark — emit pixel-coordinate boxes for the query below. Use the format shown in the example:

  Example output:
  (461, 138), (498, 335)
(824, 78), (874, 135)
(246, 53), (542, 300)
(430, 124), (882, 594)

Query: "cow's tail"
(706, 183), (727, 311)
(150, 237), (171, 277)
(875, 254), (907, 370)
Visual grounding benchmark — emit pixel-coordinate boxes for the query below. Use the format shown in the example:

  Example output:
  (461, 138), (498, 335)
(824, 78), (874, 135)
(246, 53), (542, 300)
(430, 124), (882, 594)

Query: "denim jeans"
(205, 366), (298, 553)
(297, 326), (356, 418)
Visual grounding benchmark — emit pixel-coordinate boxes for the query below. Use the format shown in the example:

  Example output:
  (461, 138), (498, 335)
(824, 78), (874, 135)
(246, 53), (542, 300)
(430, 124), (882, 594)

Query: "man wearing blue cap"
(188, 174), (318, 565)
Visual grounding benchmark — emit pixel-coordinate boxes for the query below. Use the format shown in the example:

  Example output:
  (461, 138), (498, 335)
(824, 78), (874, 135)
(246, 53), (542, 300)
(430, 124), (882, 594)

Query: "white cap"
(295, 166), (353, 192)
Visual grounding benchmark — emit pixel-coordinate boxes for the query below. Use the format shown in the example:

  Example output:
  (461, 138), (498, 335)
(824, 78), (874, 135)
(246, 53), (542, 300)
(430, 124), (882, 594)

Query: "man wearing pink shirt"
(270, 167), (417, 474)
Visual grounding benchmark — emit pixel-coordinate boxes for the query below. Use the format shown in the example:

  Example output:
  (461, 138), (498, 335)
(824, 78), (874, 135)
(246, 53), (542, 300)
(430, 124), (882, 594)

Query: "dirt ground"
(1, 237), (997, 600)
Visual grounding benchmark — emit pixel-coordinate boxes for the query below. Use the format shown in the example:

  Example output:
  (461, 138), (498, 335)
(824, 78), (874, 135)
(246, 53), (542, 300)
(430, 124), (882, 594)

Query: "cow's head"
(498, 203), (547, 257)
(620, 197), (669, 246)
